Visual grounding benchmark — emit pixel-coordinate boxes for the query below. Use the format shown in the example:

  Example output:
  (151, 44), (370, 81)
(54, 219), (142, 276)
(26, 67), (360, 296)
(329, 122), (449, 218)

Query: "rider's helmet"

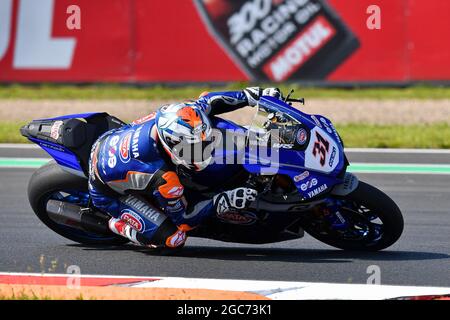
(155, 102), (213, 171)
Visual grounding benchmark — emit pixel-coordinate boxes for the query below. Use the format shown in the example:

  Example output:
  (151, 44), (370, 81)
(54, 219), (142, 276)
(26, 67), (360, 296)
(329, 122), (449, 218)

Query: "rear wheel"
(303, 181), (404, 251)
(28, 161), (129, 245)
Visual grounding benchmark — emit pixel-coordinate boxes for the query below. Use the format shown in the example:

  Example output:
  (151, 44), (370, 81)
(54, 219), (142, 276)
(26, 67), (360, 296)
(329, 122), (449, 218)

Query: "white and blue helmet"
(155, 103), (213, 171)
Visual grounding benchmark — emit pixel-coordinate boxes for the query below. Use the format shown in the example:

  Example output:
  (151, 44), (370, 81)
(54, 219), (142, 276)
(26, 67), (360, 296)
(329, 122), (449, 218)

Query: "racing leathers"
(88, 87), (280, 249)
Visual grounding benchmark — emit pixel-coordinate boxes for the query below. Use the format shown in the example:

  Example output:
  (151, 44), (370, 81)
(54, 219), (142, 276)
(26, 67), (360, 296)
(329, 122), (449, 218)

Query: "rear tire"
(304, 181), (404, 251)
(28, 161), (129, 246)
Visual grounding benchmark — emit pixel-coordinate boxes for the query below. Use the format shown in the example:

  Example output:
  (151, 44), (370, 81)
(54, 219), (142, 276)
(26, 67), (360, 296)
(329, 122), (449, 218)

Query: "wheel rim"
(338, 201), (384, 245)
(305, 199), (385, 247)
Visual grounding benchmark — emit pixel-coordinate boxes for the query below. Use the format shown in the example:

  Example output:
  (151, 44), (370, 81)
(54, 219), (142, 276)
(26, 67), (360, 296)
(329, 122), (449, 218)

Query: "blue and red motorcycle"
(21, 93), (404, 251)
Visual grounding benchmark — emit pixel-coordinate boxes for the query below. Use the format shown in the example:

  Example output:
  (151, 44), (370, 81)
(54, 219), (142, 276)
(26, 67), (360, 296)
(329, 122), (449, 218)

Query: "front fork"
(314, 173), (360, 230)
(315, 199), (348, 230)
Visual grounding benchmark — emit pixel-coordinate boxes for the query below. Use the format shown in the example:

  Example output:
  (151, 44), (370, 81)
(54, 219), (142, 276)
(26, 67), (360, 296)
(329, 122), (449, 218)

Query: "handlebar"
(286, 97), (305, 105)
(283, 89), (305, 105)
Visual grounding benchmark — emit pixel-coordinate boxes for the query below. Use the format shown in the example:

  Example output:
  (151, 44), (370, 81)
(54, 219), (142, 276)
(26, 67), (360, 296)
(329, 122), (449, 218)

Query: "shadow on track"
(67, 244), (450, 264)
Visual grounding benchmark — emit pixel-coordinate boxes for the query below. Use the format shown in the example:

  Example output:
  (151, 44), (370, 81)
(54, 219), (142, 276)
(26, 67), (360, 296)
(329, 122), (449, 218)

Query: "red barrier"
(0, 0), (449, 83)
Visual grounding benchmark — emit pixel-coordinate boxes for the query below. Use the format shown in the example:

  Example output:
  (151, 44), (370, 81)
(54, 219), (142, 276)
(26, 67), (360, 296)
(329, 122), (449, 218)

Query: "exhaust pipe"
(46, 200), (112, 235)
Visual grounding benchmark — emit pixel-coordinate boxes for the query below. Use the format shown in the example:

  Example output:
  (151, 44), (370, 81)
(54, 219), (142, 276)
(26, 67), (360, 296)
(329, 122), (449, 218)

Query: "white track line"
(128, 277), (450, 300)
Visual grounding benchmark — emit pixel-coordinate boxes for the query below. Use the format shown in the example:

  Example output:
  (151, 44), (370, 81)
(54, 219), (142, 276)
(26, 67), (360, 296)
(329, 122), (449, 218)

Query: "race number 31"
(312, 131), (330, 166)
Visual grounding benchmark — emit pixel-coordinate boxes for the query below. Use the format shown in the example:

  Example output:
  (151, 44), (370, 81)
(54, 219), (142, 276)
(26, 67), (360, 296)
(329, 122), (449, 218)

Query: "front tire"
(28, 161), (129, 246)
(303, 181), (404, 251)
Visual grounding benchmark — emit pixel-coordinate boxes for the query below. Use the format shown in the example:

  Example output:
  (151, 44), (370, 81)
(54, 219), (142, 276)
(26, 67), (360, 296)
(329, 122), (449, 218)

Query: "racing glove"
(243, 87), (283, 106)
(213, 187), (258, 214)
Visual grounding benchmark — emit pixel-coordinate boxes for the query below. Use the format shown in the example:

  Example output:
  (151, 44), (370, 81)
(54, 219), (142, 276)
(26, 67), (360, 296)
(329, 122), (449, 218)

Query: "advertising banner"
(0, 0), (449, 83)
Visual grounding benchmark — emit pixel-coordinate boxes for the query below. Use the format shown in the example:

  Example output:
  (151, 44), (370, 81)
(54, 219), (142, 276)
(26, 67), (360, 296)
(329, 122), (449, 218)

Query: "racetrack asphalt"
(0, 146), (449, 287)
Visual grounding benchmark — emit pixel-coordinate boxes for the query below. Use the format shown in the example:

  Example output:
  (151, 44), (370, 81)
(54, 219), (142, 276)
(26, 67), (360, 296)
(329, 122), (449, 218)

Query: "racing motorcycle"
(20, 92), (404, 251)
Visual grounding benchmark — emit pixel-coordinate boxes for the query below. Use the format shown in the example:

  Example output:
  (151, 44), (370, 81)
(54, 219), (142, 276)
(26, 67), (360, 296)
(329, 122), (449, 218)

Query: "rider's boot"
(108, 217), (188, 251)
(108, 217), (143, 245)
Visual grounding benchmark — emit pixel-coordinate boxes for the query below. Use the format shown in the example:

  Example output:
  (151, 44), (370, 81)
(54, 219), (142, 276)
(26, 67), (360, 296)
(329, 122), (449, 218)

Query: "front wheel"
(303, 181), (404, 251)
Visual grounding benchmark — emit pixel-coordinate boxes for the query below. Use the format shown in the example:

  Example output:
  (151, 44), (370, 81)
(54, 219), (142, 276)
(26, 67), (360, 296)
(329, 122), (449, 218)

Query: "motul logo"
(194, 0), (359, 81)
(263, 15), (335, 81)
(0, 0), (76, 69)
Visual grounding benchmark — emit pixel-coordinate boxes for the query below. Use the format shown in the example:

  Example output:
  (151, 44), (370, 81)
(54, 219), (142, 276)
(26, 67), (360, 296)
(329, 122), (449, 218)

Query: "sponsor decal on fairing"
(295, 127), (308, 145)
(300, 178), (318, 191)
(273, 143), (294, 149)
(328, 146), (337, 167)
(293, 170), (309, 182)
(307, 183), (328, 198)
(50, 121), (63, 140)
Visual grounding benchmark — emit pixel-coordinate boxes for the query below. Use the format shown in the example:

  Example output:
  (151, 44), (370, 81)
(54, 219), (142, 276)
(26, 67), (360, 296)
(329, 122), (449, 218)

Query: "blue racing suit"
(88, 90), (252, 248)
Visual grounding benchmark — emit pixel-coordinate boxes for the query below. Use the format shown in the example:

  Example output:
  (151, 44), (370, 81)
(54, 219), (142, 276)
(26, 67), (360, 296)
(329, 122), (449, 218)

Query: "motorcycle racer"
(88, 87), (283, 251)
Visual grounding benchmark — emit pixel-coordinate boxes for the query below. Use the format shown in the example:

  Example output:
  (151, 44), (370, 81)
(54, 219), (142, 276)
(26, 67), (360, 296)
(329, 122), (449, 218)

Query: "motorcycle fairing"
(242, 96), (347, 200)
(36, 112), (106, 121)
(29, 137), (83, 173)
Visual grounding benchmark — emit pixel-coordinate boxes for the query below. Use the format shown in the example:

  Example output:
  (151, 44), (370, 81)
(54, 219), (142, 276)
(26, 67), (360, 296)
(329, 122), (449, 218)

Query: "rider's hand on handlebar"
(213, 187), (258, 214)
(262, 87), (282, 100)
(244, 87), (283, 106)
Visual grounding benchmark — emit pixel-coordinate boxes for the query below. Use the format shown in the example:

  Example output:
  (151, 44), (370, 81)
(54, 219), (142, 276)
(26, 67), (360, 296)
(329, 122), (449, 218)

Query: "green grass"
(0, 291), (51, 300)
(1, 84), (450, 100)
(335, 123), (450, 149)
(0, 291), (85, 300)
(0, 122), (28, 143)
(3, 121), (449, 148)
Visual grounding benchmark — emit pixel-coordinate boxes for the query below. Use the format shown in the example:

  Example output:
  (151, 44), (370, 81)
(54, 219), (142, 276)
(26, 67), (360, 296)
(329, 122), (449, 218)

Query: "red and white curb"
(0, 272), (159, 287)
(1, 272), (449, 300)
(125, 277), (450, 300)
